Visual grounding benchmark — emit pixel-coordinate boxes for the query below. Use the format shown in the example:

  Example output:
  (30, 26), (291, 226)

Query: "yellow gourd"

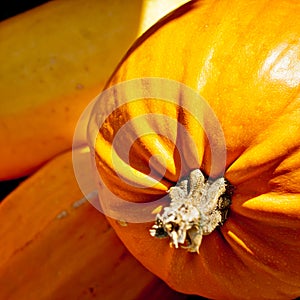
(0, 0), (188, 180)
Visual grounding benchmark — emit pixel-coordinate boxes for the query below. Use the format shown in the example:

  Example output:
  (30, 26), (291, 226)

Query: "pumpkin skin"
(92, 0), (300, 299)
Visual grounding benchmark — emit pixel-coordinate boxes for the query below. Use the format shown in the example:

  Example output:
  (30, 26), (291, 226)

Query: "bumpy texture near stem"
(150, 169), (232, 253)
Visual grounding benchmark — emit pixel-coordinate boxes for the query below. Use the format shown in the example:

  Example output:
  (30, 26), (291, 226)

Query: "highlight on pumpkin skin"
(72, 77), (227, 223)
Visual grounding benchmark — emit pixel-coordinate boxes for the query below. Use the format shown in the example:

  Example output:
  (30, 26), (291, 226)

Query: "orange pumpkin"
(90, 0), (300, 299)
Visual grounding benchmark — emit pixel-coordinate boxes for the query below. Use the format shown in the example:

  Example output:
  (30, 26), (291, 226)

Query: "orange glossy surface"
(95, 1), (300, 299)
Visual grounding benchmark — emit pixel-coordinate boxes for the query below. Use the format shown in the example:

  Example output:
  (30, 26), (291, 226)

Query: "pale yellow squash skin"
(94, 1), (300, 299)
(0, 0), (188, 180)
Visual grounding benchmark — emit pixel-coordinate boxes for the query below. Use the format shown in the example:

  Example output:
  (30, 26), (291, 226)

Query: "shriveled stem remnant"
(150, 169), (232, 253)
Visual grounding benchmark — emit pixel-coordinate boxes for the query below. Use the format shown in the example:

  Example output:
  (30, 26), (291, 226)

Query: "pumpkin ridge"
(231, 192), (300, 228)
(226, 101), (300, 186)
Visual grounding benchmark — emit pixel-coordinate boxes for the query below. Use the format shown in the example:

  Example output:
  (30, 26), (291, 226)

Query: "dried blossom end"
(150, 169), (232, 253)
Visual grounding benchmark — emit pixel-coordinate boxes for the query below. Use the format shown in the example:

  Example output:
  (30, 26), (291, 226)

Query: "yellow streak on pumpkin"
(151, 205), (163, 215)
(227, 230), (254, 255)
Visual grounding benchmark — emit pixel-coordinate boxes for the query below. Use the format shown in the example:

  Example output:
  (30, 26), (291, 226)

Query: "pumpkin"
(89, 0), (300, 299)
(0, 148), (187, 300)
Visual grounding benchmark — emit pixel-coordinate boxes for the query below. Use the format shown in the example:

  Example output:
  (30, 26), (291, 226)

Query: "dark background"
(0, 0), (49, 21)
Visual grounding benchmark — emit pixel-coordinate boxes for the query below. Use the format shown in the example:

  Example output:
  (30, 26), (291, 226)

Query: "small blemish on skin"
(117, 219), (128, 227)
(72, 197), (87, 208)
(56, 210), (68, 219)
(76, 83), (84, 90)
